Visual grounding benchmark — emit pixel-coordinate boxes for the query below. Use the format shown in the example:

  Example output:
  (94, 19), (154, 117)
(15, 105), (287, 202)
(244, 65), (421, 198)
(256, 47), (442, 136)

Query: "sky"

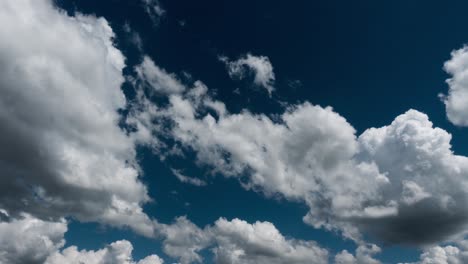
(1, 0), (468, 263)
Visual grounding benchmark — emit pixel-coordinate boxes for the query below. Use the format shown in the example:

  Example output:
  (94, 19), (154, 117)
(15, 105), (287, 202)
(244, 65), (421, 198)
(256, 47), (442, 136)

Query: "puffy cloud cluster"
(211, 218), (329, 264)
(353, 110), (468, 245)
(0, 0), (153, 235)
(402, 240), (468, 264)
(0, 213), (67, 264)
(46, 240), (164, 264)
(154, 217), (330, 264)
(441, 46), (468, 126)
(135, 54), (468, 247)
(220, 54), (276, 95)
(334, 244), (381, 264)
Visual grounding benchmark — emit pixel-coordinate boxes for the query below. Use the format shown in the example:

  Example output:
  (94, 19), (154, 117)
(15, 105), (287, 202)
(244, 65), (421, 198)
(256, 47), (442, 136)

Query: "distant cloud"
(135, 56), (186, 95)
(154, 216), (329, 264)
(441, 46), (468, 126)
(220, 54), (276, 96)
(141, 0), (165, 26)
(0, 213), (66, 264)
(171, 169), (207, 186)
(123, 22), (143, 51)
(402, 240), (468, 264)
(46, 240), (164, 264)
(335, 245), (382, 264)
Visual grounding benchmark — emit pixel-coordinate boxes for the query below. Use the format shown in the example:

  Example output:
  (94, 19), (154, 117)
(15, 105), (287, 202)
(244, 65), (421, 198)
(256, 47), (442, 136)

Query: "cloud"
(220, 54), (276, 95)
(441, 46), (468, 126)
(155, 216), (212, 264)
(334, 244), (381, 264)
(210, 218), (329, 264)
(154, 216), (329, 264)
(136, 56), (186, 95)
(401, 240), (468, 264)
(171, 169), (207, 187)
(352, 110), (468, 245)
(137, 54), (468, 246)
(0, 213), (67, 264)
(46, 240), (164, 264)
(140, 0), (166, 25)
(0, 0), (154, 235)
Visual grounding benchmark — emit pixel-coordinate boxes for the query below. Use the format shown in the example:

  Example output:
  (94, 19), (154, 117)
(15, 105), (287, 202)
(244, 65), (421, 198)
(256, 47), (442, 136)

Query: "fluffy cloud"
(211, 218), (329, 264)
(351, 110), (468, 245)
(220, 54), (275, 95)
(154, 216), (329, 264)
(46, 240), (164, 264)
(159, 86), (386, 241)
(155, 216), (211, 264)
(334, 244), (381, 264)
(441, 46), (468, 126)
(0, 213), (67, 264)
(402, 240), (468, 264)
(0, 0), (153, 235)
(138, 55), (468, 246)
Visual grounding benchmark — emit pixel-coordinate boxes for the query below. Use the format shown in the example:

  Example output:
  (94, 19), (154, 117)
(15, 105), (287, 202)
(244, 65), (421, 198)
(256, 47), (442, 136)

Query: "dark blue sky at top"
(56, 0), (468, 263)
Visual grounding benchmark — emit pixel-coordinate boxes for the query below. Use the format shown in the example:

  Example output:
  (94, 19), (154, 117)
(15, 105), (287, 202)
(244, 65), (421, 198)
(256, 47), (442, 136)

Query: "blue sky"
(2, 0), (468, 263)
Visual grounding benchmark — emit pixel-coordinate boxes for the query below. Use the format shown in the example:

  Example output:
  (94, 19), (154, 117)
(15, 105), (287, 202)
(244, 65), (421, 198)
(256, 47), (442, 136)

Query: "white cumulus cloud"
(441, 46), (468, 126)
(0, 0), (153, 235)
(220, 54), (276, 96)
(46, 240), (164, 264)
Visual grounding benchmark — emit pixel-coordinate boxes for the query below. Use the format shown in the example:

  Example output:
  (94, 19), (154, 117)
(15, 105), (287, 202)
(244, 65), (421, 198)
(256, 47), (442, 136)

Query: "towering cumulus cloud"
(0, 0), (153, 234)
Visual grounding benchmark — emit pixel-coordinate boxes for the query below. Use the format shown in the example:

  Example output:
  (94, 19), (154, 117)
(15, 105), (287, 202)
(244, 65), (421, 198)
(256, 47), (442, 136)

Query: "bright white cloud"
(0, 0), (153, 235)
(0, 213), (67, 264)
(220, 54), (276, 95)
(334, 244), (382, 264)
(441, 46), (468, 126)
(211, 218), (329, 264)
(401, 240), (468, 264)
(46, 240), (164, 264)
(154, 216), (329, 264)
